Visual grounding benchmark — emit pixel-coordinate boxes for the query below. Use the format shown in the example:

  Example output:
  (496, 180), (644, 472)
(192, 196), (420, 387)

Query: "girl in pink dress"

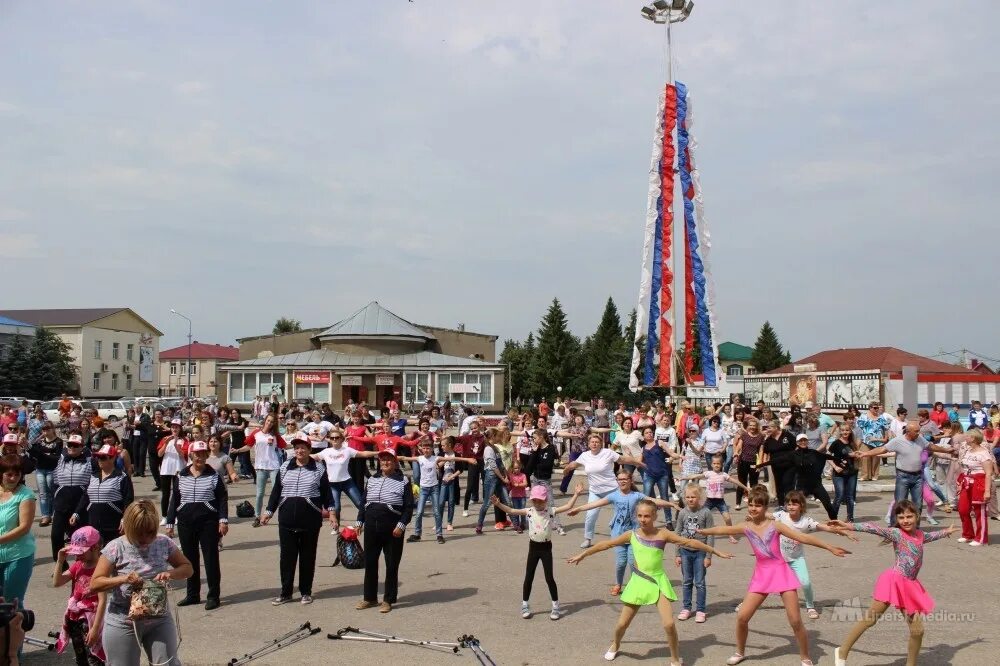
(699, 485), (850, 666)
(830, 500), (956, 666)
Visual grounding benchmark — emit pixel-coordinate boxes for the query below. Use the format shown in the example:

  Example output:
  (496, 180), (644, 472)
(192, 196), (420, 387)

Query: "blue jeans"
(415, 484), (443, 536)
(510, 497), (526, 530)
(330, 480), (363, 518)
(584, 489), (614, 541)
(559, 450), (583, 493)
(611, 524), (635, 586)
(254, 468), (280, 518)
(643, 473), (672, 524)
(442, 478), (459, 524)
(35, 470), (55, 518)
(477, 470), (509, 527)
(832, 473), (858, 521)
(679, 547), (706, 612)
(724, 444), (734, 473)
(892, 470), (923, 526)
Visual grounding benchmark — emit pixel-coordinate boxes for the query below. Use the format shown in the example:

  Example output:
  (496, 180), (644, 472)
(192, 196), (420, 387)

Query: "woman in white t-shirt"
(700, 416), (728, 470)
(231, 413), (286, 527)
(156, 418), (189, 523)
(613, 419), (644, 480)
(564, 434), (645, 548)
(313, 429), (379, 530)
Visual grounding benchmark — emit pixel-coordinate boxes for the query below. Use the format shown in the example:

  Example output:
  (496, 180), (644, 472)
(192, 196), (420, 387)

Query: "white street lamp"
(170, 309), (193, 400)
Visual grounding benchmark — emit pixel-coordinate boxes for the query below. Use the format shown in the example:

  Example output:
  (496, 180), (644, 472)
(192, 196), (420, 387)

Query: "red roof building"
(769, 347), (967, 375)
(158, 342), (239, 399)
(160, 343), (239, 361)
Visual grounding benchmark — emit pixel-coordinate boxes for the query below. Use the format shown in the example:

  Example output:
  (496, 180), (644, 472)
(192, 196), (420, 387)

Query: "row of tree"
(498, 297), (792, 404)
(0, 329), (77, 399)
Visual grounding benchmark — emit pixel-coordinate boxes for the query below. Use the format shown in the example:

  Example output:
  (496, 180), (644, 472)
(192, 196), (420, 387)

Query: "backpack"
(334, 527), (364, 569)
(235, 500), (254, 518)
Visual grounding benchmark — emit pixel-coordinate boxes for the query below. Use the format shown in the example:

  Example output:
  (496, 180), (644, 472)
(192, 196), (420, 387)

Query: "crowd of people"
(0, 393), (995, 665)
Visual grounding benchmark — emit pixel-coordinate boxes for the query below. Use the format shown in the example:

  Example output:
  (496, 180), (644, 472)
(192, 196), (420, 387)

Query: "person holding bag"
(90, 499), (193, 666)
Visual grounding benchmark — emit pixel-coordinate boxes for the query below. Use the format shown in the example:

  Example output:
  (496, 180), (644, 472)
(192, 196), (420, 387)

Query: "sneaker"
(462, 510), (469, 518)
(159, 517), (167, 526)
(446, 523), (454, 531)
(695, 611), (706, 623)
(969, 540), (983, 547)
(379, 602), (392, 613)
(806, 607), (819, 619)
(549, 605), (561, 620)
(580, 539), (592, 548)
(957, 537), (969, 543)
(503, 519), (513, 528)
(437, 535), (445, 544)
(936, 500), (946, 507)
(925, 516), (940, 526)
(734, 602), (742, 612)
(355, 600), (377, 610)
(670, 492), (679, 502)
(494, 522), (506, 531)
(300, 595), (313, 605)
(677, 609), (691, 621)
(521, 603), (532, 619)
(734, 503), (743, 511)
(271, 596), (292, 606)
(407, 534), (421, 543)
(557, 527), (567, 536)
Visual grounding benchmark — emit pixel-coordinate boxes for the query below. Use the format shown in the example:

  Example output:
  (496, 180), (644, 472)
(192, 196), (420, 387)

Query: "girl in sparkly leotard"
(830, 500), (956, 666)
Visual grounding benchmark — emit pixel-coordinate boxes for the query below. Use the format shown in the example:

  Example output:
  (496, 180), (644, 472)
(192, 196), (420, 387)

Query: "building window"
(112, 342), (120, 360)
(746, 367), (757, 376)
(726, 364), (744, 377)
(294, 382), (330, 403)
(436, 372), (493, 405)
(179, 362), (186, 375)
(404, 373), (431, 405)
(92, 373), (101, 390)
(94, 340), (102, 359)
(169, 362), (177, 376)
(112, 374), (119, 391)
(126, 374), (133, 390)
(228, 371), (286, 403)
(127, 344), (134, 361)
(189, 361), (198, 376)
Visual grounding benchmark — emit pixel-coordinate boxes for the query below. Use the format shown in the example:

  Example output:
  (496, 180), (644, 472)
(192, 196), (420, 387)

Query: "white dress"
(159, 437), (188, 476)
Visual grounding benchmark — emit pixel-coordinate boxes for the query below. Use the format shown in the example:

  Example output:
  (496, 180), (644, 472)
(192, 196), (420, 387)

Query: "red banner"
(294, 371), (331, 384)
(657, 84), (677, 387)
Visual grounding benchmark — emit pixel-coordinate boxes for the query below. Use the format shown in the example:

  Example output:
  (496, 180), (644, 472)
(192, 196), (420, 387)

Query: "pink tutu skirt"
(747, 558), (801, 595)
(872, 569), (934, 614)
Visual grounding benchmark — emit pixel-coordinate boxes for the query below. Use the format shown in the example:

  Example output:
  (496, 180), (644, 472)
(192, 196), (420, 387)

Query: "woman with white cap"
(155, 419), (190, 524)
(165, 440), (228, 610)
(230, 413), (286, 527)
(51, 434), (94, 562)
(71, 442), (134, 546)
(262, 433), (331, 606)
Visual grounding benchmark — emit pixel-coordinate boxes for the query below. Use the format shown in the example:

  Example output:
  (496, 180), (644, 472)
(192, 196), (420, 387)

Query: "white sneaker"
(557, 527), (567, 536)
(580, 539), (592, 548)
(957, 537), (969, 543)
(521, 603), (531, 619)
(159, 517), (167, 526)
(549, 605), (561, 620)
(462, 510), (469, 518)
(969, 540), (983, 547)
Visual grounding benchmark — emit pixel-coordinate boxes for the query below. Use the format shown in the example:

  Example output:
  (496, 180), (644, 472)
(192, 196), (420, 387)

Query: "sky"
(2, 1), (998, 365)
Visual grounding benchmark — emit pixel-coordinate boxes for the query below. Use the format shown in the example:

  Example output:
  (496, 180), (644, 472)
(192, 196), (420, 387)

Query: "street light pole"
(170, 309), (192, 399)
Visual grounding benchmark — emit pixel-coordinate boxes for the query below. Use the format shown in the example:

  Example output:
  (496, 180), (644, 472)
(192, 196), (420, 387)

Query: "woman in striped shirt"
(262, 434), (332, 606)
(71, 443), (134, 546)
(165, 440), (229, 610)
(51, 434), (94, 562)
(355, 449), (414, 613)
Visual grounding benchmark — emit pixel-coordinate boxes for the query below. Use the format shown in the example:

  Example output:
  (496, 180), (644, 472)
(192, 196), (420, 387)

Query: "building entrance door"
(342, 385), (367, 409)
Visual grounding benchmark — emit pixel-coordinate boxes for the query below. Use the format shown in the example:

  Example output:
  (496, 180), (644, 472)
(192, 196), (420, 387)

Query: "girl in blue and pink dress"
(699, 485), (850, 666)
(830, 500), (956, 666)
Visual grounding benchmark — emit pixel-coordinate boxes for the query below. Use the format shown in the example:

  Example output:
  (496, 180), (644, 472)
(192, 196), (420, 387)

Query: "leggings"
(522, 540), (558, 603)
(529, 477), (561, 529)
(65, 616), (103, 666)
(443, 477), (460, 524)
(464, 462), (482, 510)
(787, 556), (814, 609)
(159, 476), (175, 516)
(103, 611), (181, 666)
(797, 480), (837, 520)
(735, 460), (759, 506)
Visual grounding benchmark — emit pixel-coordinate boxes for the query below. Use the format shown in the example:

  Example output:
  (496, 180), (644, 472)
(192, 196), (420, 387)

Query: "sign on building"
(375, 374), (395, 386)
(341, 375), (362, 386)
(744, 372), (880, 410)
(294, 371), (331, 384)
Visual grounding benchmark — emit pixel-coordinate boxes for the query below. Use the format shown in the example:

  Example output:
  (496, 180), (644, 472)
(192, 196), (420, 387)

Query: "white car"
(91, 400), (131, 422)
(40, 400), (96, 422)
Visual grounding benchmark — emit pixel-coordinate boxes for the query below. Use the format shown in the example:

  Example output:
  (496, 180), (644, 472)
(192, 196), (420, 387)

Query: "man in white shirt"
(889, 407), (908, 439)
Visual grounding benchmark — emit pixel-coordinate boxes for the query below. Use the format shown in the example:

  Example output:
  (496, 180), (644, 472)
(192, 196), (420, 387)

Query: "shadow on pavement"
(393, 586), (478, 608)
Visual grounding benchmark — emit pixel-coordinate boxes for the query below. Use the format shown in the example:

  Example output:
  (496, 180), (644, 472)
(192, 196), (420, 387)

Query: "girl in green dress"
(567, 498), (732, 664)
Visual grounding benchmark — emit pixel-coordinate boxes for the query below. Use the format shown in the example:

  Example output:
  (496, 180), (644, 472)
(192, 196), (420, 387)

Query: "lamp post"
(170, 309), (192, 399)
(640, 0), (694, 83)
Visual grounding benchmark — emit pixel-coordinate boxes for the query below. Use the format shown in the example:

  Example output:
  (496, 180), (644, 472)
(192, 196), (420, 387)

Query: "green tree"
(28, 328), (77, 399)
(272, 317), (302, 335)
(579, 297), (624, 398)
(499, 338), (530, 406)
(531, 299), (580, 399)
(751, 321), (792, 373)
(521, 333), (540, 401)
(0, 334), (34, 396)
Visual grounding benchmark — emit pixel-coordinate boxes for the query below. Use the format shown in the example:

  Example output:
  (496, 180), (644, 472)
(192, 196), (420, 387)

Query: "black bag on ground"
(235, 500), (254, 518)
(334, 528), (364, 569)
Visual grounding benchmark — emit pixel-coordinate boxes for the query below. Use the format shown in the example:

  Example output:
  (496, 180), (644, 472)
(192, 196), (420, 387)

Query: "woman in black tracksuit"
(51, 435), (95, 561)
(165, 440), (229, 610)
(355, 449), (414, 613)
(263, 435), (332, 605)
(72, 444), (134, 546)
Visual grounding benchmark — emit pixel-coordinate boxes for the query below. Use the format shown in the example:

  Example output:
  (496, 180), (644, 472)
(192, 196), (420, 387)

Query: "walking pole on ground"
(24, 635), (55, 651)
(329, 626), (460, 653)
(458, 634), (497, 666)
(228, 622), (321, 665)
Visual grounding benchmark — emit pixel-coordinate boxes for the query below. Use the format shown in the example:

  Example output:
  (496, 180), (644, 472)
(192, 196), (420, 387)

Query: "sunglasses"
(67, 443), (84, 448)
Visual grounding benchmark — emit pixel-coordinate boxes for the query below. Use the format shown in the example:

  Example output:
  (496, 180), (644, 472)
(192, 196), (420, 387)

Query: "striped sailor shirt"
(165, 465), (229, 529)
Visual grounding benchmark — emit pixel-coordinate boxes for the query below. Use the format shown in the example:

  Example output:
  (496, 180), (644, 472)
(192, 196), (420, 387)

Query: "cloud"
(174, 80), (209, 96)
(0, 233), (41, 259)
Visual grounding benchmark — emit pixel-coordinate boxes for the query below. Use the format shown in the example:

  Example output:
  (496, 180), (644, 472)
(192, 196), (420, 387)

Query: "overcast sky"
(2, 1), (998, 365)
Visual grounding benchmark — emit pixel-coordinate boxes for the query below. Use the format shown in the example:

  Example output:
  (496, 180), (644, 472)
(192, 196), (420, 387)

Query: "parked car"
(91, 400), (131, 422)
(40, 400), (96, 422)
